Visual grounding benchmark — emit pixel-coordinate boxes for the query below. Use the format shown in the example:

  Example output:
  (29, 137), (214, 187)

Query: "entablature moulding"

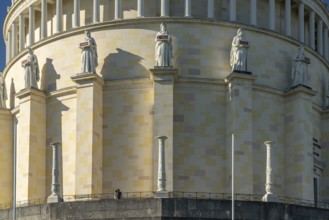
(3, 0), (329, 41)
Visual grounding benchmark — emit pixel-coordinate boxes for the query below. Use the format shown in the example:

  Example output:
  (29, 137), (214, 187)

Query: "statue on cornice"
(155, 23), (173, 67)
(21, 47), (40, 89)
(0, 75), (7, 108)
(80, 30), (98, 73)
(230, 28), (249, 72)
(291, 46), (310, 88)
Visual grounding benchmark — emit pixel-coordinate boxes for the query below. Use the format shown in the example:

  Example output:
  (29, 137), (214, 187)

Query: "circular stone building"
(1, 0), (329, 215)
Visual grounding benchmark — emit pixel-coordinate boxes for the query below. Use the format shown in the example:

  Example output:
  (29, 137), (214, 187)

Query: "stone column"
(225, 72), (256, 194)
(229, 0), (236, 22)
(114, 0), (121, 19)
(41, 0), (47, 39)
(16, 89), (46, 202)
(73, 0), (80, 27)
(298, 3), (304, 43)
(47, 142), (62, 203)
(285, 0), (291, 36)
(28, 6), (35, 46)
(184, 0), (191, 17)
(137, 0), (144, 17)
(207, 0), (214, 19)
(324, 28), (329, 60)
(56, 0), (63, 33)
(161, 0), (169, 17)
(155, 136), (169, 198)
(11, 23), (16, 58)
(318, 20), (323, 55)
(262, 141), (278, 202)
(150, 68), (177, 194)
(93, 0), (100, 23)
(285, 86), (316, 200)
(309, 11), (315, 49)
(250, 0), (257, 26)
(0, 109), (13, 205)
(19, 14), (25, 52)
(7, 32), (11, 61)
(269, 0), (275, 30)
(71, 73), (104, 195)
(6, 40), (9, 64)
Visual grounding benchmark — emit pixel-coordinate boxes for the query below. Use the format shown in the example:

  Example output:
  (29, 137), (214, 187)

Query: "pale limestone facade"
(1, 0), (329, 207)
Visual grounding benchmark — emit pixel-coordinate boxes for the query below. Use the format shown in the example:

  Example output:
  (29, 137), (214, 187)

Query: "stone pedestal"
(71, 73), (104, 195)
(150, 68), (177, 192)
(262, 141), (278, 202)
(0, 108), (13, 204)
(284, 86), (316, 200)
(224, 72), (256, 194)
(16, 88), (46, 201)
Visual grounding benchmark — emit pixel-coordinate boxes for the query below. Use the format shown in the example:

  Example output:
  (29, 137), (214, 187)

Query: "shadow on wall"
(40, 58), (61, 93)
(46, 99), (70, 198)
(100, 48), (149, 80)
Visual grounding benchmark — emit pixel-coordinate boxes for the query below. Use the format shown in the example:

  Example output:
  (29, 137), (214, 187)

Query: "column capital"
(71, 73), (104, 87)
(16, 87), (46, 100)
(157, 136), (168, 141)
(285, 85), (317, 97)
(224, 72), (256, 84)
(149, 68), (178, 82)
(264, 141), (275, 146)
(50, 142), (61, 147)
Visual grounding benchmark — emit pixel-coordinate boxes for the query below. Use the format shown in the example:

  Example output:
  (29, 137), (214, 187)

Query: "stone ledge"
(2, 198), (329, 219)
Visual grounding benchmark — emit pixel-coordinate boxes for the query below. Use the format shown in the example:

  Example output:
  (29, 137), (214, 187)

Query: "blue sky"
(1, 0), (329, 72)
(0, 0), (11, 72)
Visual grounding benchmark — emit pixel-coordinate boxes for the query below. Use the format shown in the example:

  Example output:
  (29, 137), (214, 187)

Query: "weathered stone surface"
(1, 198), (329, 219)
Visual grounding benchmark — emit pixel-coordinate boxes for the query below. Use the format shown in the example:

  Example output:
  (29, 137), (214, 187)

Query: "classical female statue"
(155, 23), (173, 67)
(21, 47), (40, 89)
(0, 75), (7, 108)
(230, 28), (249, 72)
(80, 30), (98, 73)
(291, 46), (309, 88)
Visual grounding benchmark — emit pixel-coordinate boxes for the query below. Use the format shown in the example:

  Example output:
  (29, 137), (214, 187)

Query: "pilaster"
(28, 6), (35, 46)
(71, 73), (104, 195)
(225, 72), (256, 194)
(229, 0), (236, 22)
(184, 0), (191, 17)
(11, 23), (16, 57)
(16, 88), (46, 202)
(318, 20), (323, 55)
(137, 0), (144, 17)
(73, 0), (80, 28)
(161, 0), (169, 17)
(284, 86), (316, 200)
(93, 0), (100, 23)
(56, 0), (63, 33)
(0, 109), (13, 204)
(41, 0), (47, 39)
(269, 0), (275, 31)
(285, 0), (291, 36)
(19, 14), (25, 52)
(309, 11), (315, 49)
(207, 0), (214, 19)
(114, 0), (121, 20)
(150, 68), (177, 192)
(298, 3), (304, 43)
(250, 0), (257, 26)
